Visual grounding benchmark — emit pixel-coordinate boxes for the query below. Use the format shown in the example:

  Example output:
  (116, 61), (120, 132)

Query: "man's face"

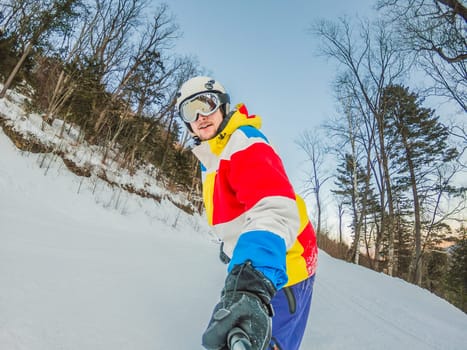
(190, 108), (223, 141)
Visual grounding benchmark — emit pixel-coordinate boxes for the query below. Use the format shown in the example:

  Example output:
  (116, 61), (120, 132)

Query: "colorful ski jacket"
(192, 104), (318, 289)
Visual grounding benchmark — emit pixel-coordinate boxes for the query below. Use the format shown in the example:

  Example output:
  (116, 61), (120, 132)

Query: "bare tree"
(0, 1), (21, 31)
(41, 3), (96, 124)
(296, 129), (333, 235)
(325, 96), (371, 264)
(0, 0), (81, 98)
(91, 2), (180, 134)
(313, 17), (408, 272)
(377, 0), (467, 111)
(136, 55), (199, 140)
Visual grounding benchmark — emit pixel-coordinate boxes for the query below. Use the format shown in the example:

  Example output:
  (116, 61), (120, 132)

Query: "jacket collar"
(192, 103), (262, 163)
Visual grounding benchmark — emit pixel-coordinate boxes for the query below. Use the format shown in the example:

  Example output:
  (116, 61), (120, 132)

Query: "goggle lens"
(180, 93), (221, 123)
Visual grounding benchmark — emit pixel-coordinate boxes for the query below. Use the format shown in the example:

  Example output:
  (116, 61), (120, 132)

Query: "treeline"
(0, 0), (201, 194)
(298, 1), (466, 311)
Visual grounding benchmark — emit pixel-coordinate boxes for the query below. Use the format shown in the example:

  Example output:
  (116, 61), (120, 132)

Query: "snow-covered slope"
(1, 110), (466, 349)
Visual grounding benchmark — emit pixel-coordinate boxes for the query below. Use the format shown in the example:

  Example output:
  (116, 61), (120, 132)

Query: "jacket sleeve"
(226, 132), (300, 289)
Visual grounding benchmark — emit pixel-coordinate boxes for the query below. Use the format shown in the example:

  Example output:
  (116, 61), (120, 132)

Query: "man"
(176, 76), (318, 350)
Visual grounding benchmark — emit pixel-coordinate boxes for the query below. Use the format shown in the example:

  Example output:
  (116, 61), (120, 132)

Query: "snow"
(1, 93), (467, 349)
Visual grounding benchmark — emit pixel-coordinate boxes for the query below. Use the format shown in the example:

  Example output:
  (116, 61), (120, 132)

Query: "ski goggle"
(179, 92), (224, 123)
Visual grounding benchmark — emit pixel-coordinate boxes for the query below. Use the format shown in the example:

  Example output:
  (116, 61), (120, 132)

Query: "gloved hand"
(202, 261), (276, 350)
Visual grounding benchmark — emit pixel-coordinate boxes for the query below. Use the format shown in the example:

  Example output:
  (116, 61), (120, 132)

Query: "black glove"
(202, 261), (276, 350)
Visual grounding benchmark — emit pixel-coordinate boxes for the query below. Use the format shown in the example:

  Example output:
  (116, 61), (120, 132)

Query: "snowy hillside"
(1, 96), (467, 349)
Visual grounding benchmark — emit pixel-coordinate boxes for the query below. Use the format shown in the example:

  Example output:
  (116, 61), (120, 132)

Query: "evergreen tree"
(445, 225), (467, 312)
(381, 84), (458, 285)
(332, 153), (380, 264)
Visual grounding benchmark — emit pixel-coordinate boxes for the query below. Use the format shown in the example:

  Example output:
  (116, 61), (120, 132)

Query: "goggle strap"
(217, 92), (230, 105)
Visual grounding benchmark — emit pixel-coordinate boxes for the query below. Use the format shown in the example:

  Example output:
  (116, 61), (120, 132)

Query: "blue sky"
(167, 1), (377, 187)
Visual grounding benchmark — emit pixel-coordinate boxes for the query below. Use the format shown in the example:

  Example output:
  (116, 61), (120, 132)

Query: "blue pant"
(269, 274), (315, 350)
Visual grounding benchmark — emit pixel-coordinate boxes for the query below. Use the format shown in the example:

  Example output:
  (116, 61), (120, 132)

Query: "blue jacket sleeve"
(228, 230), (288, 289)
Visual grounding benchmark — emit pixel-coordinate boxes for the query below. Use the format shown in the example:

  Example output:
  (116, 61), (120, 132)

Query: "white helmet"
(176, 76), (230, 117)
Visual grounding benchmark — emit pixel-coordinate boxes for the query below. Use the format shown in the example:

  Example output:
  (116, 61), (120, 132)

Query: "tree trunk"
(376, 111), (397, 276)
(159, 110), (175, 174)
(0, 42), (33, 98)
(407, 157), (423, 285)
(399, 130), (423, 285)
